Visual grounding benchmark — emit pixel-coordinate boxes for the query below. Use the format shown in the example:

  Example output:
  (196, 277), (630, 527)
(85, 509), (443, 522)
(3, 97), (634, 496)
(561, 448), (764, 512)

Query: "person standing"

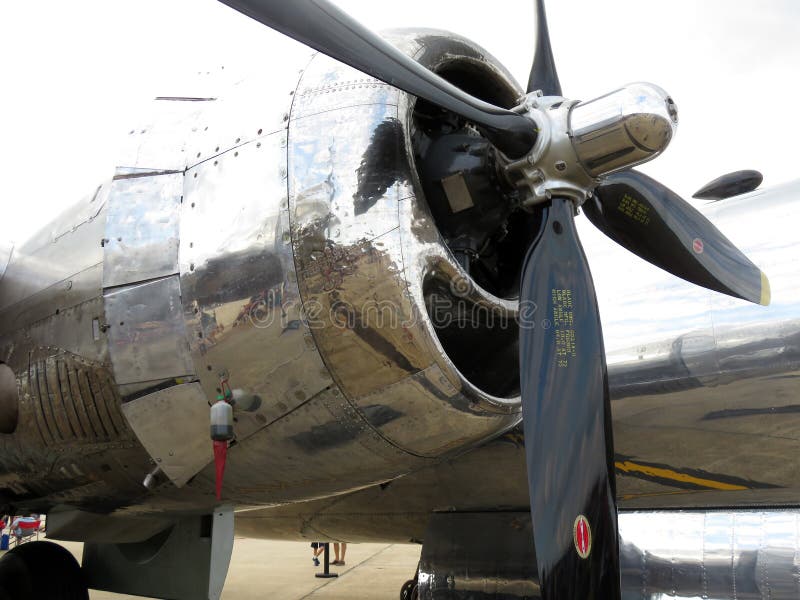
(310, 542), (324, 566)
(332, 542), (347, 566)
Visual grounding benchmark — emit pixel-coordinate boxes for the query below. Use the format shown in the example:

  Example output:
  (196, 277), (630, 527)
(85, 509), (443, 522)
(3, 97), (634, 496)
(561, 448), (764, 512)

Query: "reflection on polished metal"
(120, 383), (212, 487)
(500, 82), (677, 207)
(418, 511), (800, 600)
(0, 364), (18, 434)
(584, 179), (800, 504)
(102, 172), (182, 289)
(289, 29), (524, 458)
(570, 83), (678, 176)
(419, 513), (540, 599)
(0, 29), (537, 513)
(0, 16), (795, 572)
(619, 511), (800, 600)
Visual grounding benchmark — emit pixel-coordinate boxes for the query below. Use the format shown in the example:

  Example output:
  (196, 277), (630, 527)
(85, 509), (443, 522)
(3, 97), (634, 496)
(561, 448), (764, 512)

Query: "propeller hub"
(498, 83), (678, 209)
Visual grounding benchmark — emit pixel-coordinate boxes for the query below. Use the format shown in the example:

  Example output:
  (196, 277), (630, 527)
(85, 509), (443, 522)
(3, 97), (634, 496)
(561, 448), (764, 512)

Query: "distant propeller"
(585, 170), (770, 305)
(217, 0), (537, 158)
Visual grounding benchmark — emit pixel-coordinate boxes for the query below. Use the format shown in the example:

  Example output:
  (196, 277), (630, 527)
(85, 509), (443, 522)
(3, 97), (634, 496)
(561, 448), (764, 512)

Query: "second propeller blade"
(519, 199), (620, 600)
(527, 0), (562, 96)
(586, 170), (770, 306)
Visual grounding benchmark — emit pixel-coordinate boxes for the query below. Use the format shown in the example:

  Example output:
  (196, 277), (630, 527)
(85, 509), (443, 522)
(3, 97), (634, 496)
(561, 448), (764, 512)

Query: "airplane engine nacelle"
(285, 29), (525, 457)
(0, 30), (525, 508)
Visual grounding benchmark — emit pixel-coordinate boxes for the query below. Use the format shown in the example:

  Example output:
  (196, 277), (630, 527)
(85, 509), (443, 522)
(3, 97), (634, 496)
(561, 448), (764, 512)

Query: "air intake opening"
(410, 57), (537, 399)
(422, 273), (519, 398)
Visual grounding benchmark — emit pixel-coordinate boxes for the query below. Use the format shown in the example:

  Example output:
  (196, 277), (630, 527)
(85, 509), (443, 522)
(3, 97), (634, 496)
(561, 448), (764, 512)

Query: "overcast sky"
(1, 0), (799, 244)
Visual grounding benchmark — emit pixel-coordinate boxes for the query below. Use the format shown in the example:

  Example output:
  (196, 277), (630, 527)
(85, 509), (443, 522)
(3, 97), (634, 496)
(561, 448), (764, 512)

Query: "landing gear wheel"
(0, 541), (89, 600)
(400, 578), (418, 600)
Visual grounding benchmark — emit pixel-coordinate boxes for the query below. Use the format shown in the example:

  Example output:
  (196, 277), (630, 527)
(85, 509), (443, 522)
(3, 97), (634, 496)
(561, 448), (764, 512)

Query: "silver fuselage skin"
(0, 29), (799, 599)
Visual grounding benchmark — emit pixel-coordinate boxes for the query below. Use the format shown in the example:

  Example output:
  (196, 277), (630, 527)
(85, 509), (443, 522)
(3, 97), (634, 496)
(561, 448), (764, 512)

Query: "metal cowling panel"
(102, 172), (183, 289)
(23, 352), (131, 445)
(104, 275), (193, 389)
(101, 169), (194, 393)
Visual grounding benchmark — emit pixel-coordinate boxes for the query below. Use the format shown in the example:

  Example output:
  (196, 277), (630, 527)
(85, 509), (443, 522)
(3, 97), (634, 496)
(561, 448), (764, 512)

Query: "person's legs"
(340, 543), (347, 564)
(333, 542), (341, 562)
(312, 543), (323, 565)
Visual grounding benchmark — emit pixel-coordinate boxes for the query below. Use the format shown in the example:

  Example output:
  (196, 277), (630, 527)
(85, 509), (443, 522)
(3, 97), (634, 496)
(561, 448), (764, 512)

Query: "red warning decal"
(692, 238), (704, 254)
(573, 514), (592, 559)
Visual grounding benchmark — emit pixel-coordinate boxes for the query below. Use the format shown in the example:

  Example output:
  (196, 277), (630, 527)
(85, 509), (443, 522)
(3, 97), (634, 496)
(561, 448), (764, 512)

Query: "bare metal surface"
(289, 30), (523, 458)
(21, 353), (130, 446)
(0, 363), (18, 433)
(0, 185), (109, 336)
(181, 384), (430, 506)
(0, 184), (152, 508)
(416, 511), (800, 600)
(0, 25), (796, 542)
(570, 82), (677, 176)
(419, 513), (539, 599)
(499, 82), (676, 207)
(120, 382), (213, 486)
(619, 511), (800, 600)
(179, 129), (333, 446)
(0, 186), (107, 313)
(104, 276), (194, 387)
(117, 99), (205, 171)
(103, 172), (182, 288)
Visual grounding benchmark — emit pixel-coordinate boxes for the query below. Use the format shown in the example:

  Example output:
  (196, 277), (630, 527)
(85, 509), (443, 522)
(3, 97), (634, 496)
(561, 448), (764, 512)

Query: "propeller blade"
(526, 0), (562, 96)
(218, 0), (537, 158)
(519, 199), (620, 600)
(692, 169), (763, 201)
(586, 170), (770, 305)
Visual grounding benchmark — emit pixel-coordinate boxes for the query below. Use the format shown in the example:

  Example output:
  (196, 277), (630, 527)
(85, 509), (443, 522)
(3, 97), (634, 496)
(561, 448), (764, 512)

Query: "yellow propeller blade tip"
(760, 271), (771, 306)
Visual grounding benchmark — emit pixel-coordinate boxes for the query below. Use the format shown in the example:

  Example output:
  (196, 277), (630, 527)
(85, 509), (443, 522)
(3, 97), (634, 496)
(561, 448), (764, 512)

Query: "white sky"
(1, 0), (799, 244)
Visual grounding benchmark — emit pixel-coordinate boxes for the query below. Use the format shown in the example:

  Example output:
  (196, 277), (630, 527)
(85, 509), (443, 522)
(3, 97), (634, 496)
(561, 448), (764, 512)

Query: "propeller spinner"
(215, 1), (770, 599)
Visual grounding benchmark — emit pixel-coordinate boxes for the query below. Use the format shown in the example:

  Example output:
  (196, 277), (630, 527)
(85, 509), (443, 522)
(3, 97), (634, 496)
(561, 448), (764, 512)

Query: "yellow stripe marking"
(615, 460), (748, 491)
(620, 490), (709, 501)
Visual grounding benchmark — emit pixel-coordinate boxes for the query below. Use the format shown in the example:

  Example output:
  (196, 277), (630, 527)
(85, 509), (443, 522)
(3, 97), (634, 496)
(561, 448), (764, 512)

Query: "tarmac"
(56, 538), (422, 599)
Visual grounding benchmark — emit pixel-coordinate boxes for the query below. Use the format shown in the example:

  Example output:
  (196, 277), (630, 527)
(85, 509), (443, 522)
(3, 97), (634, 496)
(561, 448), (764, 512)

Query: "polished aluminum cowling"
(0, 30), (526, 509)
(287, 29), (525, 458)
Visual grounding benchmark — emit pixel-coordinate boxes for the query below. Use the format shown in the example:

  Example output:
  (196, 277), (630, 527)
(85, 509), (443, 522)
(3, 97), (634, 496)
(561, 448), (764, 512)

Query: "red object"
(692, 238), (704, 254)
(213, 440), (228, 501)
(18, 520), (40, 531)
(573, 515), (592, 558)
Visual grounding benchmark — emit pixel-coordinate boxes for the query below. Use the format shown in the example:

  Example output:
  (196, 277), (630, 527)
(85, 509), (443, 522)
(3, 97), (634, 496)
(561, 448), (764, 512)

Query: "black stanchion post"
(315, 542), (338, 578)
